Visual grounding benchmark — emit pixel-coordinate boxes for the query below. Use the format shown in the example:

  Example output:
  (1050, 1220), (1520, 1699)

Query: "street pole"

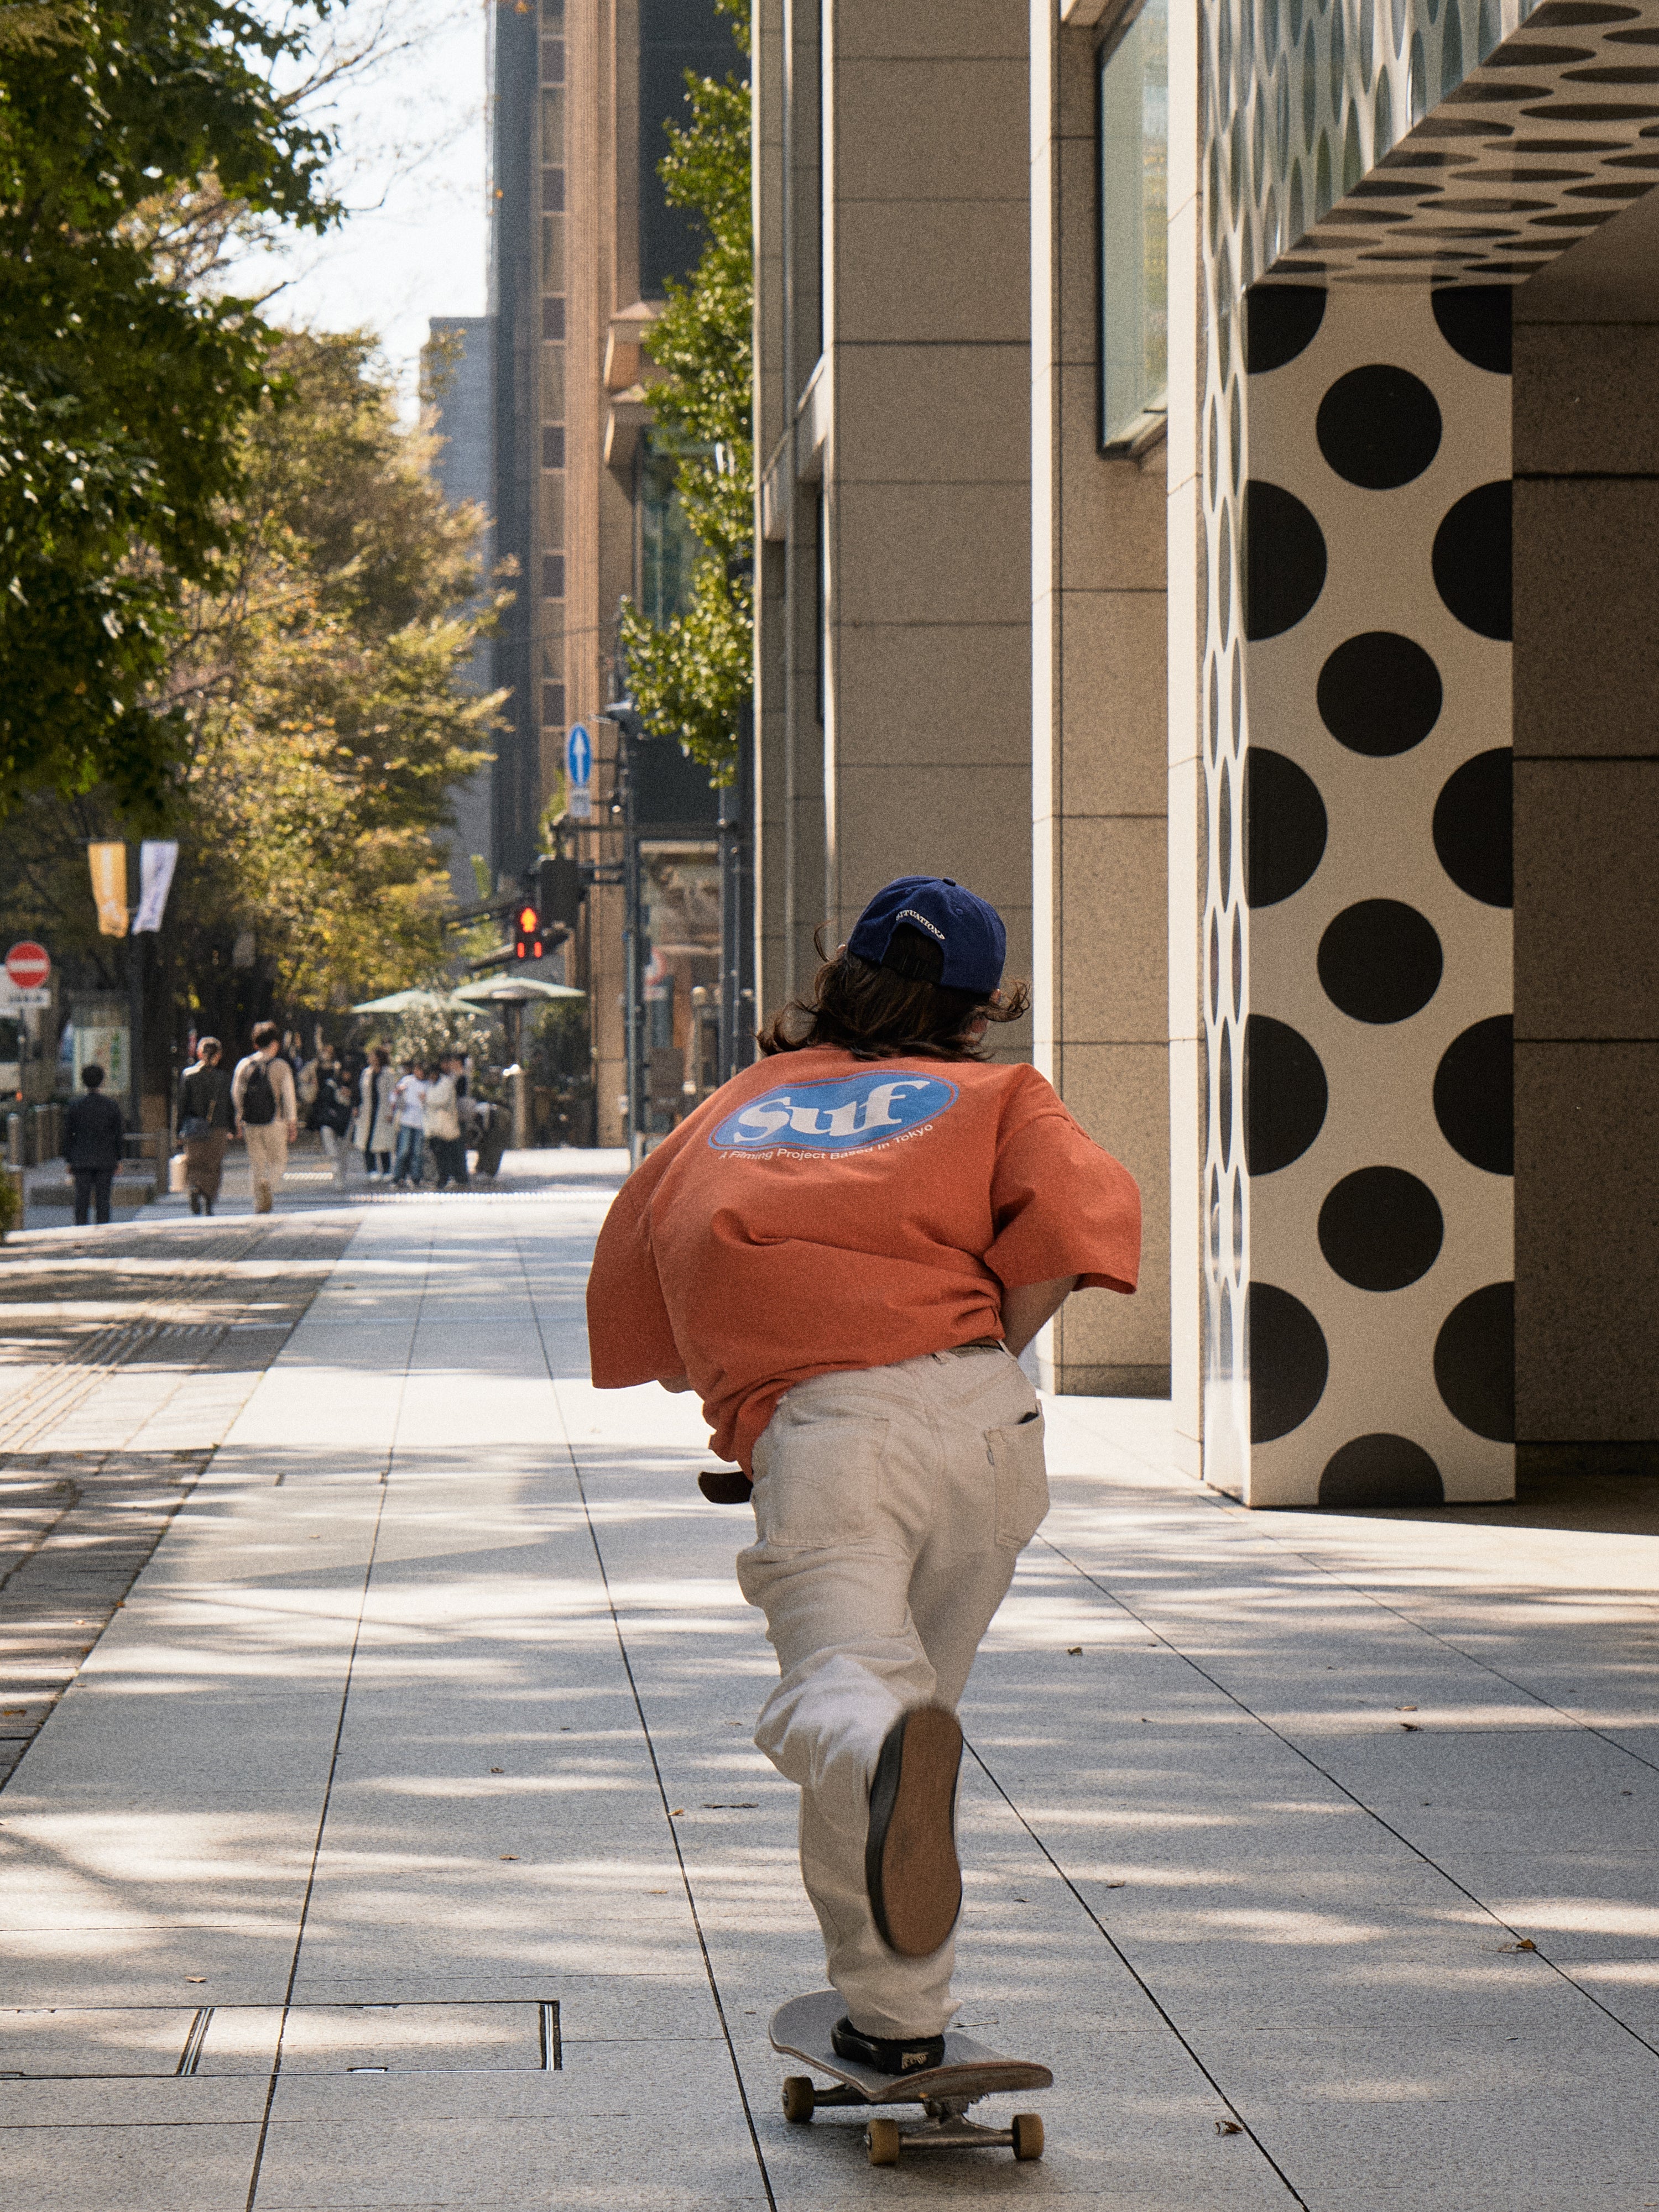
(127, 905), (143, 1144)
(719, 697), (756, 1086)
(620, 726), (645, 1168)
(503, 1000), (527, 1149)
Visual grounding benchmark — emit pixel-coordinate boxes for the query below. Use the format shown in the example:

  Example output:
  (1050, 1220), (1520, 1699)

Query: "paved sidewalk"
(0, 1171), (1657, 2208)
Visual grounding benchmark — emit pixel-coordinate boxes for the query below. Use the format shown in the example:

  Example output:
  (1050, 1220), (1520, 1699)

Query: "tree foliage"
(617, 0), (752, 777)
(0, 0), (338, 817)
(0, 331), (499, 1050)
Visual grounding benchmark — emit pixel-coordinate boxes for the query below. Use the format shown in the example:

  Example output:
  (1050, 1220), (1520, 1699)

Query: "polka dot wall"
(1243, 284), (1513, 1506)
(1194, 0), (1659, 1501)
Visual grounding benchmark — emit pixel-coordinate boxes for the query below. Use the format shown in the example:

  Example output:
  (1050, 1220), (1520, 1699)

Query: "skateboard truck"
(781, 2075), (1044, 2166)
(771, 1990), (1050, 2168)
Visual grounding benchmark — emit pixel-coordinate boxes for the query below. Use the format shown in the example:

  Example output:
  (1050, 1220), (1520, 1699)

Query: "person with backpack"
(586, 876), (1141, 2079)
(232, 1020), (299, 1215)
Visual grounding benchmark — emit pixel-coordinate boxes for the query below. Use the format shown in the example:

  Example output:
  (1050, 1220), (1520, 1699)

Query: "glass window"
(542, 87), (565, 162)
(637, 432), (701, 625)
(542, 215), (565, 291)
(1098, 0), (1168, 452)
(541, 343), (565, 420)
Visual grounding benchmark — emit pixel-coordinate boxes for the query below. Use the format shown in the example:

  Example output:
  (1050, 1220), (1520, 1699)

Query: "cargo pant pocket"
(988, 1406), (1048, 1550)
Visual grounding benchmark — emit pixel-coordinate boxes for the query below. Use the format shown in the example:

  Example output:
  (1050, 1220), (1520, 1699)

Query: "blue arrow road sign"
(566, 724), (592, 788)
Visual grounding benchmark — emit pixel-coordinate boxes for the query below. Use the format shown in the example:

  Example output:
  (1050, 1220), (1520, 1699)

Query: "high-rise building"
(421, 315), (494, 910)
(487, 0), (742, 1146)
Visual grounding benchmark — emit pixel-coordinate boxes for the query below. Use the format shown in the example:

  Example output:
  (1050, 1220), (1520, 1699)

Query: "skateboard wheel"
(867, 2117), (901, 2167)
(781, 2076), (816, 2124)
(1011, 2112), (1044, 2162)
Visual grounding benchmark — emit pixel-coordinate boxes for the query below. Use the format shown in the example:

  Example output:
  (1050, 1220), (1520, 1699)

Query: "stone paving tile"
(0, 1215), (359, 1784)
(9, 1179), (1659, 2209)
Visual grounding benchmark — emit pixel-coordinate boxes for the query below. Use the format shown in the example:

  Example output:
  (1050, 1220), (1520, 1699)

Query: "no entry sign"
(5, 942), (49, 990)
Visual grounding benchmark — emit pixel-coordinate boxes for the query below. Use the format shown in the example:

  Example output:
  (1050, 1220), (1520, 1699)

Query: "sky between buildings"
(228, 0), (491, 418)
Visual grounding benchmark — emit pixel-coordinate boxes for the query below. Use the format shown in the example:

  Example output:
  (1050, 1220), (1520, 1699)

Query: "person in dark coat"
(178, 1038), (234, 1215)
(65, 1064), (124, 1227)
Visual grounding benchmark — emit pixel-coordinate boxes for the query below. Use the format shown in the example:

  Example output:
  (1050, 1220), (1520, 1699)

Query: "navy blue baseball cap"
(846, 876), (1007, 997)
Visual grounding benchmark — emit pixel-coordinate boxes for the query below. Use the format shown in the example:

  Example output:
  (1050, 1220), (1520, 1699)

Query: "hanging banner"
(87, 843), (128, 937)
(134, 840), (179, 934)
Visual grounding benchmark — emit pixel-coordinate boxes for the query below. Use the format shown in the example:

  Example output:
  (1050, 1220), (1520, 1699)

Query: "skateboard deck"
(769, 1989), (1051, 2165)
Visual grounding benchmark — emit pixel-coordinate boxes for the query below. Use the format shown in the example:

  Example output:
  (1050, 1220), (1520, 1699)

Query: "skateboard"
(769, 1989), (1051, 2167)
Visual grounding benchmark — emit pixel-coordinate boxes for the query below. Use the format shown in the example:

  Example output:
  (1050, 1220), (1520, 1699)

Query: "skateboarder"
(587, 876), (1140, 2075)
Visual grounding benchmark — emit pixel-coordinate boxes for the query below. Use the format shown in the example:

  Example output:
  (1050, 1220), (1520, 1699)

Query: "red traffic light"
(514, 901), (544, 961)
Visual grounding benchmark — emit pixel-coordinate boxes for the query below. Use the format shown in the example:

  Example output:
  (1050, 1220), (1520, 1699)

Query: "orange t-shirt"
(585, 1046), (1142, 1472)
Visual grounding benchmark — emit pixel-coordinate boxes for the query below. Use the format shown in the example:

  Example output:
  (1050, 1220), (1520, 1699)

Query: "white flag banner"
(134, 840), (179, 934)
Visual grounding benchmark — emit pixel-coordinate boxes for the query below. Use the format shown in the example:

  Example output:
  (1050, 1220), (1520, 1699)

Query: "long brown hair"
(757, 924), (1030, 1062)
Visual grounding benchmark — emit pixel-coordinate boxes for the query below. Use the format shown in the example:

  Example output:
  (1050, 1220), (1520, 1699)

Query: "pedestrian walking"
(65, 1062), (124, 1228)
(176, 1037), (233, 1215)
(586, 876), (1141, 2075)
(389, 1059), (428, 1189)
(309, 1054), (353, 1189)
(232, 1021), (299, 1215)
(424, 1052), (468, 1190)
(356, 1048), (395, 1178)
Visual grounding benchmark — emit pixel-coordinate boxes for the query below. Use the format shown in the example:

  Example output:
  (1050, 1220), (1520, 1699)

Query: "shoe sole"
(868, 1706), (963, 1958)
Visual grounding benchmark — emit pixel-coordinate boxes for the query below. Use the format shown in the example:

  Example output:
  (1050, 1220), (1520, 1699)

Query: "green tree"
(0, 330), (501, 1061)
(616, 0), (751, 778)
(0, 0), (338, 817)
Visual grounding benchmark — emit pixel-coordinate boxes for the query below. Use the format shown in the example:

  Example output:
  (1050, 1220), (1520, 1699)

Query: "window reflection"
(1098, 0), (1168, 452)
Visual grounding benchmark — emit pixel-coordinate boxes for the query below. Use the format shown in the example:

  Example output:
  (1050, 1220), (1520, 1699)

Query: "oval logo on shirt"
(709, 1070), (959, 1153)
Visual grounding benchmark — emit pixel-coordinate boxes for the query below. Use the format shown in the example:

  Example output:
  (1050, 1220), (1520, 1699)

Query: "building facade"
(752, 0), (1659, 1504)
(422, 315), (495, 910)
(487, 0), (738, 1144)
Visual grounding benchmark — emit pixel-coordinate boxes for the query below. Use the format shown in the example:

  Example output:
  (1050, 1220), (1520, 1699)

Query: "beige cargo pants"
(737, 1346), (1047, 2038)
(242, 1123), (289, 1214)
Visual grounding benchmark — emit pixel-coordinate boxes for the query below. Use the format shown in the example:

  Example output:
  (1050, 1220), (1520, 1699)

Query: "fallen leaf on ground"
(185, 1978), (206, 1985)
(499, 1853), (519, 1861)
(1400, 1722), (1421, 1732)
(702, 1802), (758, 1809)
(1067, 1646), (1083, 1656)
(490, 1766), (503, 1774)
(1500, 1938), (1537, 1952)
(1215, 2119), (1244, 2136)
(1105, 1880), (1126, 1889)
(1396, 1703), (1417, 1712)
(670, 1808), (685, 1817)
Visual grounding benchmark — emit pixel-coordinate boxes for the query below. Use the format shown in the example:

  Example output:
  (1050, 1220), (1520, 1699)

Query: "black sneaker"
(831, 2016), (945, 2077)
(865, 1704), (963, 1957)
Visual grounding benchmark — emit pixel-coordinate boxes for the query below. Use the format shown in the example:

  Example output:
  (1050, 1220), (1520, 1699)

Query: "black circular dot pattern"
(1244, 748), (1327, 907)
(1248, 1282), (1329, 1442)
(1247, 284), (1327, 370)
(1317, 632), (1443, 755)
(1434, 750), (1514, 907)
(1319, 1435), (1445, 1508)
(1317, 364), (1443, 486)
(1193, 0), (1651, 1500)
(1435, 1283), (1515, 1441)
(1244, 479), (1328, 638)
(1318, 901), (1443, 1023)
(1319, 1167), (1445, 1291)
(1433, 482), (1514, 640)
(1244, 1014), (1328, 1176)
(1434, 1017), (1514, 1175)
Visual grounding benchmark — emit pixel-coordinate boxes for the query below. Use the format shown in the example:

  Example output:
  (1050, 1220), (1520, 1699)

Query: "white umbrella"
(349, 987), (476, 1014)
(452, 977), (586, 1005)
